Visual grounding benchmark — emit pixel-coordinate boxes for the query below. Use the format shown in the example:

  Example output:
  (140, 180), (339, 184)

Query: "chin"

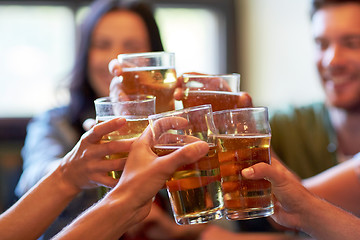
(328, 98), (360, 112)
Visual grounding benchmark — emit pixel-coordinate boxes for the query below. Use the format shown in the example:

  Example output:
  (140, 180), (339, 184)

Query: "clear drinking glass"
(118, 51), (177, 113)
(94, 95), (155, 182)
(181, 73), (241, 111)
(148, 105), (224, 225)
(213, 107), (274, 220)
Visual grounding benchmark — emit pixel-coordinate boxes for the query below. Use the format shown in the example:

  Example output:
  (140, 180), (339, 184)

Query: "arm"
(242, 157), (360, 240)
(53, 123), (210, 240)
(303, 155), (360, 216)
(0, 118), (129, 240)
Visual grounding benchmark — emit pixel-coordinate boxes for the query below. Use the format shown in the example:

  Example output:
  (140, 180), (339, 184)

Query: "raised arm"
(53, 122), (210, 240)
(242, 157), (360, 240)
(0, 118), (130, 240)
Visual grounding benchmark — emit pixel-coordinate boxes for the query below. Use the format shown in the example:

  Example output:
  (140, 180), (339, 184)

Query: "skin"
(0, 118), (210, 240)
(88, 10), (151, 97)
(200, 156), (360, 240)
(241, 157), (360, 240)
(53, 120), (210, 240)
(0, 118), (132, 240)
(312, 3), (360, 156)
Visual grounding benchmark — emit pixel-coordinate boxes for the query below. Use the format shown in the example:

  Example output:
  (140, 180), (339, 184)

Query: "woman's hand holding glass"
(59, 118), (133, 193)
(108, 59), (253, 109)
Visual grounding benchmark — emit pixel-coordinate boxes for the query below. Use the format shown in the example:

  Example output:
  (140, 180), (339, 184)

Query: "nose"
(322, 43), (345, 68)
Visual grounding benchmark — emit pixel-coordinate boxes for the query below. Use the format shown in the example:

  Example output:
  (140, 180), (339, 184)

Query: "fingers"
(241, 158), (287, 188)
(108, 58), (122, 76)
(173, 88), (184, 101)
(238, 92), (253, 107)
(91, 157), (126, 173)
(159, 141), (209, 171)
(92, 174), (119, 188)
(83, 118), (96, 131)
(86, 138), (135, 159)
(84, 118), (126, 143)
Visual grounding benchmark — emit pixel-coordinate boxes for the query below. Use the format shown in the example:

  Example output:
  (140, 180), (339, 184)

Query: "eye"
(342, 36), (360, 49)
(314, 38), (329, 51)
(91, 39), (112, 50)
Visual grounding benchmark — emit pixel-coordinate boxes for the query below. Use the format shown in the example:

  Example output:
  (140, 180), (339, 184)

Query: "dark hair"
(311, 0), (360, 18)
(69, 0), (164, 132)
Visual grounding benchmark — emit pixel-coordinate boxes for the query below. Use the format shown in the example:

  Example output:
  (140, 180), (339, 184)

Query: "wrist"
(52, 166), (82, 198)
(298, 195), (328, 234)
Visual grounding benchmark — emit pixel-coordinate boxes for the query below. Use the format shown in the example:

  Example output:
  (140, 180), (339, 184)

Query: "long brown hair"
(68, 0), (164, 132)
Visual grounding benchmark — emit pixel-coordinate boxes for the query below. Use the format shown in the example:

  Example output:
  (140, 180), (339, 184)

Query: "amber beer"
(182, 90), (243, 111)
(98, 117), (149, 179)
(152, 143), (223, 225)
(217, 133), (273, 220)
(121, 67), (177, 113)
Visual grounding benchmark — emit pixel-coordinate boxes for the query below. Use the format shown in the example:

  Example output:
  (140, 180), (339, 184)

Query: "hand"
(108, 60), (253, 108)
(175, 72), (253, 107)
(59, 118), (134, 192)
(125, 203), (207, 240)
(241, 157), (314, 230)
(108, 119), (210, 226)
(108, 58), (127, 99)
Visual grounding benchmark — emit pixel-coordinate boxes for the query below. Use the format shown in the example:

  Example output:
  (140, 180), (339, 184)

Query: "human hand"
(241, 157), (315, 231)
(124, 203), (207, 240)
(107, 118), (210, 226)
(108, 60), (253, 108)
(175, 72), (253, 108)
(59, 118), (134, 193)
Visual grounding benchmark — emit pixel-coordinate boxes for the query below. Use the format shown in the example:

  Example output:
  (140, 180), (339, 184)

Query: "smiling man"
(269, 0), (360, 212)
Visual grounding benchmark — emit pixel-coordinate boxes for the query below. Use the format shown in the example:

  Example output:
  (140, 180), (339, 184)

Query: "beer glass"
(148, 105), (224, 225)
(213, 107), (273, 220)
(181, 73), (241, 111)
(118, 51), (176, 113)
(94, 95), (155, 181)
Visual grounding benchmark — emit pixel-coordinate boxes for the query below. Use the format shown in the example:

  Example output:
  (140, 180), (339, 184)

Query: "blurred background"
(0, 0), (323, 211)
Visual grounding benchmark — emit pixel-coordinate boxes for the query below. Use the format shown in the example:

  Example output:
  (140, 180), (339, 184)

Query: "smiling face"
(312, 3), (360, 111)
(88, 10), (151, 97)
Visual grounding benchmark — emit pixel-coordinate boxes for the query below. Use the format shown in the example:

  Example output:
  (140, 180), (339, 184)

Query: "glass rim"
(148, 104), (212, 120)
(182, 73), (240, 79)
(94, 95), (156, 105)
(185, 90), (244, 95)
(212, 106), (268, 115)
(117, 51), (174, 60)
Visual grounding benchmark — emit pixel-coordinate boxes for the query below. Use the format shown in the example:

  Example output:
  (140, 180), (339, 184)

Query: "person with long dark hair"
(15, 0), (164, 238)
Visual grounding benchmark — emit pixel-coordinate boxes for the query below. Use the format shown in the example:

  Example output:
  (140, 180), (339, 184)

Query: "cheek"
(87, 51), (112, 97)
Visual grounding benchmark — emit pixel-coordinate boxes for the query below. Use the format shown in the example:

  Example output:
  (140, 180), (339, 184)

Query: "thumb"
(159, 141), (209, 173)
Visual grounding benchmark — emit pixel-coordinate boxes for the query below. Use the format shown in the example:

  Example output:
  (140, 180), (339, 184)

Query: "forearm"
(0, 167), (80, 240)
(53, 188), (140, 240)
(303, 158), (360, 215)
(299, 196), (360, 240)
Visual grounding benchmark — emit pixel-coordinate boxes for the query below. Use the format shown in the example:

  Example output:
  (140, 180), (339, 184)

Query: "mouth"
(324, 75), (357, 92)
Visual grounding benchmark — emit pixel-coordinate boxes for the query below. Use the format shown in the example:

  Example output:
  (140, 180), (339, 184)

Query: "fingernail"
(242, 167), (254, 177)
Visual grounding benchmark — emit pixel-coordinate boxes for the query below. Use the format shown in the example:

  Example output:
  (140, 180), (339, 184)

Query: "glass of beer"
(213, 107), (273, 220)
(94, 95), (155, 183)
(148, 105), (224, 225)
(118, 51), (177, 113)
(181, 73), (241, 111)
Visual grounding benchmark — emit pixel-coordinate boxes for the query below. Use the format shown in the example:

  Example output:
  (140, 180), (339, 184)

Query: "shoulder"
(26, 106), (79, 143)
(269, 102), (329, 126)
(31, 106), (70, 124)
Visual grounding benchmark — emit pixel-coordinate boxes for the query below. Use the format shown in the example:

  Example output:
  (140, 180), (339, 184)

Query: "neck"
(328, 106), (360, 156)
